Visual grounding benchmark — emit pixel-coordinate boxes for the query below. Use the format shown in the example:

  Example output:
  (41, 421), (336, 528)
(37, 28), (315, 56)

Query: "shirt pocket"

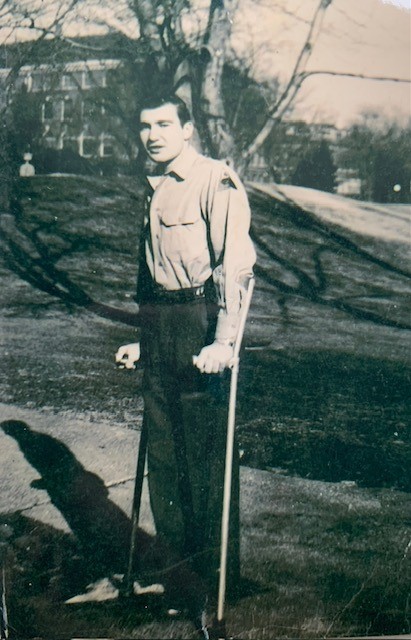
(160, 208), (199, 227)
(159, 209), (207, 260)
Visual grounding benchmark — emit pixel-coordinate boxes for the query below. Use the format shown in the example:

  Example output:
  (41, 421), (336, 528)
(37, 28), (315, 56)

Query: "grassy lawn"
(0, 175), (410, 638)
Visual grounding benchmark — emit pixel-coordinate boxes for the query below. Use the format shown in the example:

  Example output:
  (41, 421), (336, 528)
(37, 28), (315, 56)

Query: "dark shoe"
(207, 617), (227, 640)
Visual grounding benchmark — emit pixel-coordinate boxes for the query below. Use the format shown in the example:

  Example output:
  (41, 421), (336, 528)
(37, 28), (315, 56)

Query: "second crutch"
(214, 276), (255, 640)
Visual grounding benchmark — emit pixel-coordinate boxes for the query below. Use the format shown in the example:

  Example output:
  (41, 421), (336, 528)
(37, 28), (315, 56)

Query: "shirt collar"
(146, 145), (199, 189)
(165, 145), (199, 180)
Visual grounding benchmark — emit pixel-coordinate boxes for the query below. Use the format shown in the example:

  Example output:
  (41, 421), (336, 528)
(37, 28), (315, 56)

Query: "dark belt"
(147, 283), (206, 305)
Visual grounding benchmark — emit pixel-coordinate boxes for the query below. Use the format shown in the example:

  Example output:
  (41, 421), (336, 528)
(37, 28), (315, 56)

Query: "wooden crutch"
(216, 276), (255, 638)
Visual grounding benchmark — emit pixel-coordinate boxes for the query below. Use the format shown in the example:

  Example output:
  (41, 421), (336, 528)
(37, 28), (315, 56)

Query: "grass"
(0, 175), (410, 638)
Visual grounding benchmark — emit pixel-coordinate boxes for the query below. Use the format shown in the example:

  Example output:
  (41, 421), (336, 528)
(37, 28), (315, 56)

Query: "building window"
(99, 134), (114, 158)
(81, 69), (106, 89)
(79, 134), (98, 158)
(40, 75), (52, 91)
(93, 70), (107, 88)
(62, 97), (74, 121)
(42, 98), (53, 121)
(31, 73), (43, 92)
(61, 73), (77, 90)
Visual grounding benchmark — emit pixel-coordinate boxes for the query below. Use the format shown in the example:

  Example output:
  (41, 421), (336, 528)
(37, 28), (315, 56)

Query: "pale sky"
(232, 0), (411, 127)
(382, 0), (410, 7)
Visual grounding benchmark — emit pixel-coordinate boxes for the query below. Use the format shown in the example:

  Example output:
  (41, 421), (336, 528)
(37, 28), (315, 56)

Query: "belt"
(147, 284), (206, 304)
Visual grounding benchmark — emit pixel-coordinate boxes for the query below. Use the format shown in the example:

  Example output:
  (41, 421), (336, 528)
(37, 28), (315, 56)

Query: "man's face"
(139, 103), (193, 165)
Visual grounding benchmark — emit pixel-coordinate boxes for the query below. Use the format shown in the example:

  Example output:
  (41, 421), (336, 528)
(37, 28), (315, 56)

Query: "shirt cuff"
(215, 311), (240, 343)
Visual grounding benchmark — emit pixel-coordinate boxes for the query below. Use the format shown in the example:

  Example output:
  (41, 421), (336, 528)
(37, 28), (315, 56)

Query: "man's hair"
(137, 93), (192, 125)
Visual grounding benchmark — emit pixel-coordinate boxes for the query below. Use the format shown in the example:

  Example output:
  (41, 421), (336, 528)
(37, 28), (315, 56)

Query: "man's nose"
(148, 126), (159, 141)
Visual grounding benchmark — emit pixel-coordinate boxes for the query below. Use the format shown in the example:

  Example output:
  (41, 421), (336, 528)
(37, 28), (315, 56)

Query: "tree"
(339, 112), (411, 202)
(0, 0), (339, 171)
(8, 86), (43, 158)
(2, 0), (410, 173)
(292, 139), (336, 192)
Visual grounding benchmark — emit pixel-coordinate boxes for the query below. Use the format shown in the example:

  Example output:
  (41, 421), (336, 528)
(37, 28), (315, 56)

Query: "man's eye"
(159, 122), (170, 127)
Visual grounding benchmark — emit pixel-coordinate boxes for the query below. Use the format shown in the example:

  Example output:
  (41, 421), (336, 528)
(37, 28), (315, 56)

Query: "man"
(116, 94), (255, 626)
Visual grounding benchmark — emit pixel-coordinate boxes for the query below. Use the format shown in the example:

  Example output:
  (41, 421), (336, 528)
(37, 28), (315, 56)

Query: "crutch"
(124, 414), (149, 595)
(1, 561), (8, 639)
(216, 276), (255, 639)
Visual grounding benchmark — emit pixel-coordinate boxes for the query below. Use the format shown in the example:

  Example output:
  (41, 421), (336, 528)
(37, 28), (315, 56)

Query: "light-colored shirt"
(143, 146), (256, 342)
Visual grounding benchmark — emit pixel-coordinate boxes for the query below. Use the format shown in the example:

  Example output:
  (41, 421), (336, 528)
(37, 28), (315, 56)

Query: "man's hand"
(193, 341), (234, 374)
(115, 343), (141, 369)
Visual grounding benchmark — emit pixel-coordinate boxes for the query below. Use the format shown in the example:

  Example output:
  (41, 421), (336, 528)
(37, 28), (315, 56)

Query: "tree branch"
(241, 55), (411, 167)
(240, 0), (334, 166)
(299, 70), (411, 84)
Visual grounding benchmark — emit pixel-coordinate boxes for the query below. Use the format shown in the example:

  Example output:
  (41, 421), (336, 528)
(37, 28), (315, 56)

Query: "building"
(0, 38), (360, 189)
(0, 34), (143, 174)
(0, 57), (134, 172)
(26, 59), (117, 156)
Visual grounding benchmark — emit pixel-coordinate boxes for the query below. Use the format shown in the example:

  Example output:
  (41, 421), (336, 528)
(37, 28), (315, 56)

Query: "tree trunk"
(131, 0), (169, 76)
(198, 0), (237, 162)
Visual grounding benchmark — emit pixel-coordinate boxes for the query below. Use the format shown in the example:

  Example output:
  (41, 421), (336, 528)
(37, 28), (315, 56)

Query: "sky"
(0, 0), (410, 128)
(231, 0), (411, 127)
(382, 0), (410, 7)
(296, 0), (410, 127)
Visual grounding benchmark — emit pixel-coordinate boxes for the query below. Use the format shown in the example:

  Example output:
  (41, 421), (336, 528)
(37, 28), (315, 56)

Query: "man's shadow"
(1, 419), (154, 589)
(1, 419), (261, 633)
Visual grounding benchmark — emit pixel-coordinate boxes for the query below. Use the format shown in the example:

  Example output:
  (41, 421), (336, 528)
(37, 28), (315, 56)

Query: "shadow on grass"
(0, 420), (409, 638)
(1, 419), (140, 580)
(0, 512), (172, 638)
(0, 420), (213, 638)
(237, 350), (411, 492)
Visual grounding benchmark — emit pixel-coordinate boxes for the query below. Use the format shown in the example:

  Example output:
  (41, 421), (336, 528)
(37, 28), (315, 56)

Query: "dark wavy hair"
(137, 93), (192, 126)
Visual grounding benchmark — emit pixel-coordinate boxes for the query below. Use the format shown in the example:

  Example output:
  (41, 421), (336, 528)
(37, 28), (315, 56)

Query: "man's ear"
(183, 121), (194, 141)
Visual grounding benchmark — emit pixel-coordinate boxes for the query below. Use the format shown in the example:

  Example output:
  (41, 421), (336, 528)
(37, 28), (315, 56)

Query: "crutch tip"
(206, 617), (229, 640)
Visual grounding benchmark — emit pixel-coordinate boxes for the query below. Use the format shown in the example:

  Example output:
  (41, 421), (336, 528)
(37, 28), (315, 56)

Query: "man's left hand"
(193, 341), (234, 374)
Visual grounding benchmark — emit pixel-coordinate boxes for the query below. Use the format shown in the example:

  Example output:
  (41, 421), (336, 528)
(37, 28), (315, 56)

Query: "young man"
(116, 94), (255, 624)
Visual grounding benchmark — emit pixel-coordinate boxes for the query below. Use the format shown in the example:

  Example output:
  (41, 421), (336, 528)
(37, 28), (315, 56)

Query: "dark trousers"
(140, 299), (240, 593)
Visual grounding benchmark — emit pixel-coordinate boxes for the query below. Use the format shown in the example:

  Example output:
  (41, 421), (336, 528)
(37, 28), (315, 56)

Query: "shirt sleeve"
(205, 163), (256, 343)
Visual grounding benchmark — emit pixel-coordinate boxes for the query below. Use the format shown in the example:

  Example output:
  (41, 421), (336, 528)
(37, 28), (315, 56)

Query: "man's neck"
(164, 142), (191, 174)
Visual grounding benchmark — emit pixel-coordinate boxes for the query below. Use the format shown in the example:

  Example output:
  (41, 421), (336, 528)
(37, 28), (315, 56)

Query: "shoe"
(64, 577), (118, 603)
(133, 581), (165, 596)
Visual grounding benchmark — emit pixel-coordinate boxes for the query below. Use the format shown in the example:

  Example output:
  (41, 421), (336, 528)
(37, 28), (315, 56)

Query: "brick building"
(0, 36), (138, 173)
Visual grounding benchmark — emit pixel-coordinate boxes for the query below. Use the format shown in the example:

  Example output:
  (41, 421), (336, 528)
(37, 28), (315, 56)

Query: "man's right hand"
(115, 343), (141, 369)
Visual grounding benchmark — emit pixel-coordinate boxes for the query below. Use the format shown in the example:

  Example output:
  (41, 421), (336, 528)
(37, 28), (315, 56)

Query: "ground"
(0, 176), (410, 639)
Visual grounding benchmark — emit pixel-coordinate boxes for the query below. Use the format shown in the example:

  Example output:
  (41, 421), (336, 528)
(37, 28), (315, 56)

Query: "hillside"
(0, 176), (410, 638)
(1, 176), (410, 490)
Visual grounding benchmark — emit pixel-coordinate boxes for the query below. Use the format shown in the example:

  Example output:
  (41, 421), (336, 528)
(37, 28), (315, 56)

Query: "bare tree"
(0, 0), (331, 164)
(2, 0), (410, 166)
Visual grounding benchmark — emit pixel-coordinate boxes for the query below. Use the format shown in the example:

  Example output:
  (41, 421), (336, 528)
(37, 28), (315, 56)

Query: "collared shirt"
(141, 146), (256, 342)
